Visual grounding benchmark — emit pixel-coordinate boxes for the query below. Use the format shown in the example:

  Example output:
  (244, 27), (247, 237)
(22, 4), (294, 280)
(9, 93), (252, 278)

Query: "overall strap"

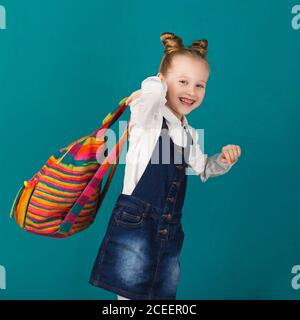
(162, 116), (168, 129)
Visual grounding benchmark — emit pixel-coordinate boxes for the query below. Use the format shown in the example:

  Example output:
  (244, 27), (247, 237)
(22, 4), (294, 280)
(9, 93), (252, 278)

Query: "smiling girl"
(89, 32), (241, 300)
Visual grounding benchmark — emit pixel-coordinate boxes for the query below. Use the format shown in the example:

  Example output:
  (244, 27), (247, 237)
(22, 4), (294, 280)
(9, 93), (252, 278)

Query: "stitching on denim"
(114, 212), (145, 229)
(148, 239), (164, 299)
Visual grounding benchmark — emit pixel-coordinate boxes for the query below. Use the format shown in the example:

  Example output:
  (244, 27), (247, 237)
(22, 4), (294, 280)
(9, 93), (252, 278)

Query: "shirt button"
(159, 228), (168, 235)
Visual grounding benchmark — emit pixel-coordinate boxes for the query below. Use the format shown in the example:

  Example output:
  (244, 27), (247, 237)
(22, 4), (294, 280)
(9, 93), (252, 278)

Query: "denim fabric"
(89, 117), (193, 300)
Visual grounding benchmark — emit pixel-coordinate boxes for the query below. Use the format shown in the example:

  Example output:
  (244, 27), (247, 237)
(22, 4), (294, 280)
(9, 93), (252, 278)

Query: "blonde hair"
(158, 32), (210, 76)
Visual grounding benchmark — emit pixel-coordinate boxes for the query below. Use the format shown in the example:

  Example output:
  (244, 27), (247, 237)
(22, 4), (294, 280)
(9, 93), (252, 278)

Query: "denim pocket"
(114, 205), (144, 228)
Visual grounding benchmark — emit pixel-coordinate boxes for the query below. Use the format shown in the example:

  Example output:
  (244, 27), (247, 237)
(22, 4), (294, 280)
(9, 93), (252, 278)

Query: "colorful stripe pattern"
(10, 97), (129, 238)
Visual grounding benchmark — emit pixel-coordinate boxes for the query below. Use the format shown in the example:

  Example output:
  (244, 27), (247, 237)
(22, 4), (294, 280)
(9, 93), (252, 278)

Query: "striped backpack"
(9, 97), (129, 238)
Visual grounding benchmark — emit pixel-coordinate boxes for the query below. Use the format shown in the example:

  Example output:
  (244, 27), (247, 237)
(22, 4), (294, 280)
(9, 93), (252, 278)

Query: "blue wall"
(1, 0), (300, 299)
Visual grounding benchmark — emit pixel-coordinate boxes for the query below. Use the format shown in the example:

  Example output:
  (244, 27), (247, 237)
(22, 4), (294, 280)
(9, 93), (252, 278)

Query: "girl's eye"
(179, 80), (204, 88)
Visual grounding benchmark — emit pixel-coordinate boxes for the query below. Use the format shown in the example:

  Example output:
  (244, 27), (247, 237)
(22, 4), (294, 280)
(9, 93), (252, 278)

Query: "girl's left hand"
(219, 144), (241, 164)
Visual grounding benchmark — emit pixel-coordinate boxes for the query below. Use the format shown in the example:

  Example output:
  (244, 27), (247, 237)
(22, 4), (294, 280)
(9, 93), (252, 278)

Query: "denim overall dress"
(89, 117), (193, 300)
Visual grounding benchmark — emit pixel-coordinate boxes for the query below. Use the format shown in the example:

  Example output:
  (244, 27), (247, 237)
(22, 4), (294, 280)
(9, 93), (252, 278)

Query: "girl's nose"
(187, 87), (196, 97)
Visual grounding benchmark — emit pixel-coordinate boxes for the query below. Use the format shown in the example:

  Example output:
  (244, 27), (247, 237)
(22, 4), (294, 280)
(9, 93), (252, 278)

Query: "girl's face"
(158, 55), (209, 120)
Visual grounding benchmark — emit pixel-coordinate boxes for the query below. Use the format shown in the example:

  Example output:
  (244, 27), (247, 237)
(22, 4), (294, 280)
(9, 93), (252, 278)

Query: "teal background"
(0, 0), (299, 299)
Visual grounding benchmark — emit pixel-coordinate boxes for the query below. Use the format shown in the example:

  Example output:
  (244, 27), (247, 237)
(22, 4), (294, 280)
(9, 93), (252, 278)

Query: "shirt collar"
(162, 104), (189, 129)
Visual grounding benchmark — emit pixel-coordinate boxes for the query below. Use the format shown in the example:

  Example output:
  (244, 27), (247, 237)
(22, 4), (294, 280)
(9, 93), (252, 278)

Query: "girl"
(89, 32), (241, 300)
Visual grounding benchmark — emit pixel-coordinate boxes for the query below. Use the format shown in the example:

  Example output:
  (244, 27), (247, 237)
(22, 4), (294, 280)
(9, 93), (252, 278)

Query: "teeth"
(179, 97), (194, 105)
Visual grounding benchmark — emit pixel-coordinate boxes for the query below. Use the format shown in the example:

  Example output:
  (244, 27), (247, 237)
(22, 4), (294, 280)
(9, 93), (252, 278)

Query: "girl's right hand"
(125, 89), (142, 106)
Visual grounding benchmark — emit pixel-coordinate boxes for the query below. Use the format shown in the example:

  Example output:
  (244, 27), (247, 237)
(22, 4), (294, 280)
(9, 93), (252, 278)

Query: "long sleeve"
(199, 152), (233, 182)
(187, 127), (234, 182)
(129, 76), (168, 129)
(122, 76), (167, 195)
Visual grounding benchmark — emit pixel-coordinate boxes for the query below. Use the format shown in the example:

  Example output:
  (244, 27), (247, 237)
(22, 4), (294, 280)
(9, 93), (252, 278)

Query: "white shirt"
(121, 76), (234, 195)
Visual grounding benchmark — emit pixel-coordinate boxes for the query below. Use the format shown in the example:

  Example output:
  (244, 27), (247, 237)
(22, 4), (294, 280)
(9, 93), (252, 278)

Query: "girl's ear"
(157, 73), (164, 81)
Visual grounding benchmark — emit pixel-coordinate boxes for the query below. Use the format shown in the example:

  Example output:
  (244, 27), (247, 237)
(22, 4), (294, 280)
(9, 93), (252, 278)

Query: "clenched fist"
(219, 144), (241, 164)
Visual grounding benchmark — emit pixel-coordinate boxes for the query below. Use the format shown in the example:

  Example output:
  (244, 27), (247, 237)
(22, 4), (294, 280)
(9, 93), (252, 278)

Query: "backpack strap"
(59, 98), (130, 235)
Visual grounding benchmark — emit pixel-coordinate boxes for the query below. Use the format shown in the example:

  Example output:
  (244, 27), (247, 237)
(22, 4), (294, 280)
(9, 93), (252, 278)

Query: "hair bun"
(189, 39), (208, 58)
(160, 32), (184, 55)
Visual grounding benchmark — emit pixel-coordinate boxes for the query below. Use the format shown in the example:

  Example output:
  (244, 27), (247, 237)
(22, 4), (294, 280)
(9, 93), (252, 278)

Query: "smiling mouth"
(179, 97), (195, 106)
